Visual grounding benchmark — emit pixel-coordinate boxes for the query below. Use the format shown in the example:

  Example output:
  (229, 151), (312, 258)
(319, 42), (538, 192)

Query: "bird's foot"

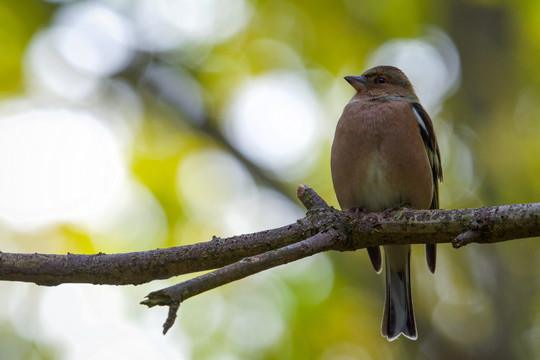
(353, 207), (368, 218)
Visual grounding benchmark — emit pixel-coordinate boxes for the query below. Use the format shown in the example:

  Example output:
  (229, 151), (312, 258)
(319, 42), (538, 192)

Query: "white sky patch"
(176, 149), (304, 236)
(0, 108), (127, 231)
(226, 293), (285, 350)
(133, 0), (252, 51)
(83, 180), (169, 252)
(26, 30), (100, 101)
(224, 71), (321, 173)
(367, 28), (460, 116)
(176, 149), (256, 219)
(53, 2), (135, 77)
(37, 285), (187, 360)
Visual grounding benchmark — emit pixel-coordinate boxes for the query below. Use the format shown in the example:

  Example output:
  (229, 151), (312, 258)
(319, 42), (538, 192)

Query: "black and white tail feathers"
(381, 249), (417, 341)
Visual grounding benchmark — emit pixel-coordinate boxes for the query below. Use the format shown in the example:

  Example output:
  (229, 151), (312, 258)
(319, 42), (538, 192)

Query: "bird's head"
(344, 65), (418, 101)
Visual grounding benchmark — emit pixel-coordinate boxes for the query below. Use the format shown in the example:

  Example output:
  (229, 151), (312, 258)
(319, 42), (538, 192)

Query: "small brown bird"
(331, 65), (442, 341)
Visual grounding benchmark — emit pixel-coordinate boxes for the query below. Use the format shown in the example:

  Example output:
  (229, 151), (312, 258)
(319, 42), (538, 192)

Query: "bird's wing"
(411, 102), (442, 273)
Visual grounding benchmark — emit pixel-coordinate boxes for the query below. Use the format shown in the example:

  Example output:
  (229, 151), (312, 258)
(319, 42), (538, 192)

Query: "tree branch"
(0, 187), (538, 286)
(0, 185), (538, 333)
(141, 229), (343, 334)
(0, 219), (319, 286)
(140, 186), (540, 333)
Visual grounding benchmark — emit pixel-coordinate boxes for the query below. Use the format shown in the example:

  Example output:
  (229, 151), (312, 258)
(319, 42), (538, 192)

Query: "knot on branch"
(453, 217), (489, 248)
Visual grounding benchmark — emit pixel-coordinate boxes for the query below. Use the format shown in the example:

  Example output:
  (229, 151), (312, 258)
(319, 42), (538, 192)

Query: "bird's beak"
(344, 75), (368, 92)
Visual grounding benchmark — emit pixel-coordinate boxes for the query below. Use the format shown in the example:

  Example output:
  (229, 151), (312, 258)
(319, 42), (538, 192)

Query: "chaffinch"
(331, 65), (442, 341)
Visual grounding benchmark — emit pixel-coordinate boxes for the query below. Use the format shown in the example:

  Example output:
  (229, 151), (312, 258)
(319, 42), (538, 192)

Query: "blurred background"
(0, 0), (539, 359)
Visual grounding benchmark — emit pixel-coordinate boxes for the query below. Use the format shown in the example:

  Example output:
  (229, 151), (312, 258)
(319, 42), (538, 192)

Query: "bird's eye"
(376, 77), (387, 84)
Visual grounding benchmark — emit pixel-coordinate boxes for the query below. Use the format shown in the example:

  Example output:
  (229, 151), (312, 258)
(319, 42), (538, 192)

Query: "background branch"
(120, 58), (300, 205)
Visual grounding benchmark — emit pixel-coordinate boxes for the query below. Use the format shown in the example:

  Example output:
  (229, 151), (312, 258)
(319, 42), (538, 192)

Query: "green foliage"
(0, 0), (51, 94)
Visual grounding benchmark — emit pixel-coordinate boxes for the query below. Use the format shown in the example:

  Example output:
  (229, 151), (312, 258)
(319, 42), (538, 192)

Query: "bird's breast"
(352, 149), (398, 211)
(331, 100), (433, 212)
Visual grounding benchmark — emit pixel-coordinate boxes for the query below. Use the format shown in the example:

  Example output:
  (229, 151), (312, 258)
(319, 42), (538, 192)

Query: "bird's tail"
(381, 246), (417, 341)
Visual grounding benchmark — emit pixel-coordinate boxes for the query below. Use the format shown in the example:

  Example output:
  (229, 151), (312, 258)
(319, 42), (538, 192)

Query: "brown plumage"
(331, 65), (442, 341)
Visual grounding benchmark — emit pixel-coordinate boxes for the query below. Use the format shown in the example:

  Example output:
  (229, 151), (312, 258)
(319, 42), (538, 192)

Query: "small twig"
(452, 218), (487, 248)
(141, 229), (344, 334)
(453, 230), (481, 248)
(297, 184), (330, 210)
(163, 301), (180, 335)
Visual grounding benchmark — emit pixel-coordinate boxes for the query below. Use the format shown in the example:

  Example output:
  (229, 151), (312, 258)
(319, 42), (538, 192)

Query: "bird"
(330, 65), (442, 341)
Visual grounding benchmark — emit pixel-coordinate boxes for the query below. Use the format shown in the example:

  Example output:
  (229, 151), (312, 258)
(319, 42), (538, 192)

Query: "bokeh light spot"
(224, 71), (321, 173)
(176, 149), (256, 218)
(134, 0), (252, 51)
(367, 28), (460, 115)
(0, 108), (127, 231)
(54, 2), (135, 76)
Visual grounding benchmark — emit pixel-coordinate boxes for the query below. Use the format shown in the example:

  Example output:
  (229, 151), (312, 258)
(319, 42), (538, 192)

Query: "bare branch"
(0, 219), (318, 286)
(141, 229), (343, 334)
(349, 202), (540, 249)
(139, 199), (540, 332)
(0, 189), (538, 288)
(0, 186), (538, 333)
